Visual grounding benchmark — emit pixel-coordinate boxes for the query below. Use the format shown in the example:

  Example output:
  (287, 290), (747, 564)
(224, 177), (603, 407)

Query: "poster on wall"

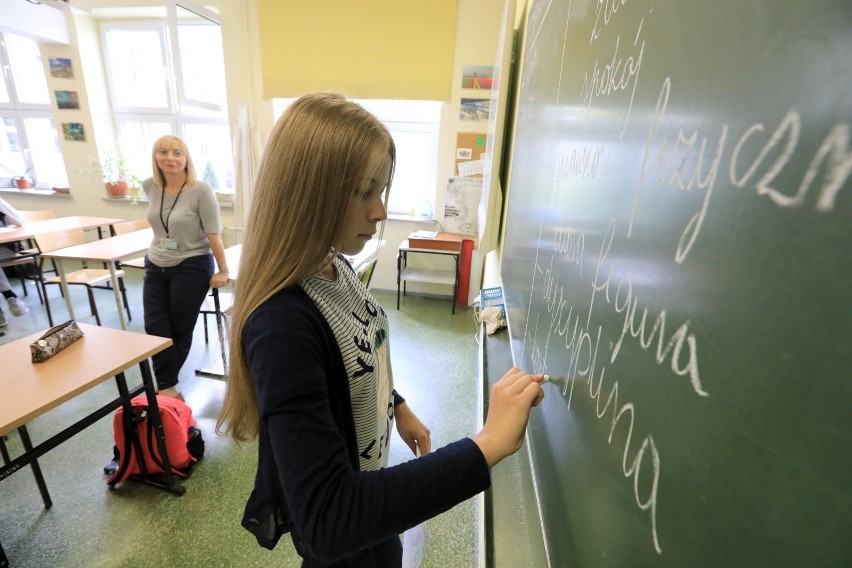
(61, 123), (85, 141)
(443, 176), (482, 235)
(461, 65), (495, 90)
(460, 98), (493, 121)
(55, 90), (80, 109)
(48, 57), (74, 78)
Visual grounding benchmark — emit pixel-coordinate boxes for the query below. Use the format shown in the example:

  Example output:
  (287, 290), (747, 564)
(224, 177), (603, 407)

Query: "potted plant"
(2, 163), (34, 189)
(128, 174), (144, 204)
(13, 173), (33, 190)
(80, 145), (133, 198)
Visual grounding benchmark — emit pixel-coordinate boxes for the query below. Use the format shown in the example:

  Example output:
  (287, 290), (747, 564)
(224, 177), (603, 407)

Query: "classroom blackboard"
(500, 0), (851, 566)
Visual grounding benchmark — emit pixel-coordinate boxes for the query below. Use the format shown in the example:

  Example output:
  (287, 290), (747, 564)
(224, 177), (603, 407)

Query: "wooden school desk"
(0, 323), (176, 567)
(0, 215), (122, 246)
(41, 228), (154, 330)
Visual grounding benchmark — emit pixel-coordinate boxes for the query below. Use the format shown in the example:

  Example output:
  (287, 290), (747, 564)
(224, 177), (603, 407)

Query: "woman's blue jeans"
(143, 254), (213, 390)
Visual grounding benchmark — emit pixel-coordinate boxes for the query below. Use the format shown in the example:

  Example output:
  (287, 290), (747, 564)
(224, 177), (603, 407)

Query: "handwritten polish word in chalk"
(580, 17), (646, 138)
(526, 269), (662, 554)
(588, 220), (707, 397)
(554, 142), (611, 183)
(630, 78), (851, 263)
(554, 219), (585, 276)
(589, 0), (632, 45)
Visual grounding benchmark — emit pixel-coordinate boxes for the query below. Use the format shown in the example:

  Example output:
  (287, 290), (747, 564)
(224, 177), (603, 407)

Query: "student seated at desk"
(0, 197), (31, 328)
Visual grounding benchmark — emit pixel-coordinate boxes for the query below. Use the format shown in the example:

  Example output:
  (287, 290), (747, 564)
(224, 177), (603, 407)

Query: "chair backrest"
(35, 228), (88, 253)
(112, 218), (151, 235)
(18, 209), (55, 222)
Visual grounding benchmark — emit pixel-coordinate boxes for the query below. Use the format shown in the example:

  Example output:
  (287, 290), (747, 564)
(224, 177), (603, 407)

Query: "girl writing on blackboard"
(216, 92), (545, 566)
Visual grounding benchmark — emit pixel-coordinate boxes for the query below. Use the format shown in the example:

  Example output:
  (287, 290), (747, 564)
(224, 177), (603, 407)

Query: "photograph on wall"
(61, 122), (86, 141)
(461, 65), (495, 90)
(48, 57), (74, 78)
(443, 176), (483, 235)
(460, 98), (493, 121)
(55, 90), (80, 110)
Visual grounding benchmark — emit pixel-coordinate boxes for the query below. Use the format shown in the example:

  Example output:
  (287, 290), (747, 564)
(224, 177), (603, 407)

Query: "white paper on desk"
(401, 445), (427, 568)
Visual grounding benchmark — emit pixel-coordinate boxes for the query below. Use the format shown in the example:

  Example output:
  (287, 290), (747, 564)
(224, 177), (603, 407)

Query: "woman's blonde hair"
(216, 92), (396, 442)
(151, 135), (197, 188)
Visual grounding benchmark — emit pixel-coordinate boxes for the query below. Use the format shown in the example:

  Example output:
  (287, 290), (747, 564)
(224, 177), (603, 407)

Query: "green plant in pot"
(1, 163), (34, 189)
(13, 173), (33, 190)
(80, 145), (132, 198)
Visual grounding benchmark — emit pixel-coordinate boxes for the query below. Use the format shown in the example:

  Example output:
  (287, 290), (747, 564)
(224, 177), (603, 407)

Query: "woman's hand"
(472, 368), (545, 468)
(210, 271), (229, 288)
(395, 402), (431, 455)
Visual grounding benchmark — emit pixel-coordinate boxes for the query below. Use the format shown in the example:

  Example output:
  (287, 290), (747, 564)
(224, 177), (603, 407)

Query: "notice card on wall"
(443, 176), (482, 235)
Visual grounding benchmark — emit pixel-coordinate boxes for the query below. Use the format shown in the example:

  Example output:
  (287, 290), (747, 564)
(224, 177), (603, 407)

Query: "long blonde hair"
(151, 135), (197, 188)
(216, 92), (396, 442)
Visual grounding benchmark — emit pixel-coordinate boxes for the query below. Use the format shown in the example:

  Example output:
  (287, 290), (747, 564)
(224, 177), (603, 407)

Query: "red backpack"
(107, 395), (204, 486)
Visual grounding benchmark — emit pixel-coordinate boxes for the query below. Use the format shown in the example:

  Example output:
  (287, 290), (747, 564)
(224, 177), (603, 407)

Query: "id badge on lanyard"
(160, 237), (178, 250)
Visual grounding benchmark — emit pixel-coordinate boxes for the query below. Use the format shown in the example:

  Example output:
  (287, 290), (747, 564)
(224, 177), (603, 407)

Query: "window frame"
(0, 32), (67, 189)
(99, 4), (232, 194)
(272, 98), (442, 219)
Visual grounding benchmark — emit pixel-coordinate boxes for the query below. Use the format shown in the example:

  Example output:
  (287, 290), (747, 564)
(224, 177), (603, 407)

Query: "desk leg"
(17, 426), (52, 509)
(36, 262), (54, 326)
(55, 260), (75, 322)
(108, 265), (127, 330)
(452, 254), (460, 315)
(396, 251), (402, 309)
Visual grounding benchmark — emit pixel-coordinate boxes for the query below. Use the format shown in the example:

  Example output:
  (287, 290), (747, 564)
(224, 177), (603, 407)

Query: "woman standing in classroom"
(142, 135), (229, 400)
(217, 92), (544, 566)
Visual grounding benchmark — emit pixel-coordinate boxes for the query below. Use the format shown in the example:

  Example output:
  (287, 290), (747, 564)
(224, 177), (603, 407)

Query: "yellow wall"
(258, 0), (457, 101)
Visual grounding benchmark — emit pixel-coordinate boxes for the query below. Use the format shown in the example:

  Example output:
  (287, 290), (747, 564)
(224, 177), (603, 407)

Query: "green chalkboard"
(500, 0), (852, 565)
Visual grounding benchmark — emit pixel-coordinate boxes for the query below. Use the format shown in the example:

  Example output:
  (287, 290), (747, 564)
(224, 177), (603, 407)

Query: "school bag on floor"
(107, 394), (204, 486)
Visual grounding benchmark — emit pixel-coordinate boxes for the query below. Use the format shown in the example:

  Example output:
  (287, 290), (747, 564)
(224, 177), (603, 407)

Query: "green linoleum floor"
(1, 269), (483, 567)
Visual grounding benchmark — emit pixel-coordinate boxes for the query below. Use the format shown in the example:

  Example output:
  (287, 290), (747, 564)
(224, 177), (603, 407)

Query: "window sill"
(388, 213), (435, 223)
(99, 196), (234, 209)
(0, 187), (71, 198)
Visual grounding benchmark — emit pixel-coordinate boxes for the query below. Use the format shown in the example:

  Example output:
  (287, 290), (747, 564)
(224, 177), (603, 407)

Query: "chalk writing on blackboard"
(524, 219), (682, 554)
(581, 17), (646, 137)
(632, 79), (850, 263)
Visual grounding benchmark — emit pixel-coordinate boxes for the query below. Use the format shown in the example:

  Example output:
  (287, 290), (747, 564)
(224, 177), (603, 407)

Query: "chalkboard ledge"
(480, 326), (548, 566)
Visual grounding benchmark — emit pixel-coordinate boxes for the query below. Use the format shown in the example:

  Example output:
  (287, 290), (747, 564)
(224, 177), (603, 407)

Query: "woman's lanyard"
(159, 181), (187, 238)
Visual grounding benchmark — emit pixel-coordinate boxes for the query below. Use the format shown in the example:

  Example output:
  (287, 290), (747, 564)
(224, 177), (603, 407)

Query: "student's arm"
(246, 295), (493, 564)
(394, 402), (431, 455)
(471, 368), (545, 467)
(0, 198), (25, 227)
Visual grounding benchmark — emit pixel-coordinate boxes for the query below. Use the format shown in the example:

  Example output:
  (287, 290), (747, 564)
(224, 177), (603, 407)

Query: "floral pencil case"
(30, 320), (84, 363)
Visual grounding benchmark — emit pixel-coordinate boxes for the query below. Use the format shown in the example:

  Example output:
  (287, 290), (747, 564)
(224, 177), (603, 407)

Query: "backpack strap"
(145, 414), (187, 478)
(108, 404), (142, 485)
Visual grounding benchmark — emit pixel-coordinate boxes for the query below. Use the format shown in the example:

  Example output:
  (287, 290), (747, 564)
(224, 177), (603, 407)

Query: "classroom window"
(0, 33), (68, 188)
(273, 98), (441, 218)
(99, 2), (233, 192)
